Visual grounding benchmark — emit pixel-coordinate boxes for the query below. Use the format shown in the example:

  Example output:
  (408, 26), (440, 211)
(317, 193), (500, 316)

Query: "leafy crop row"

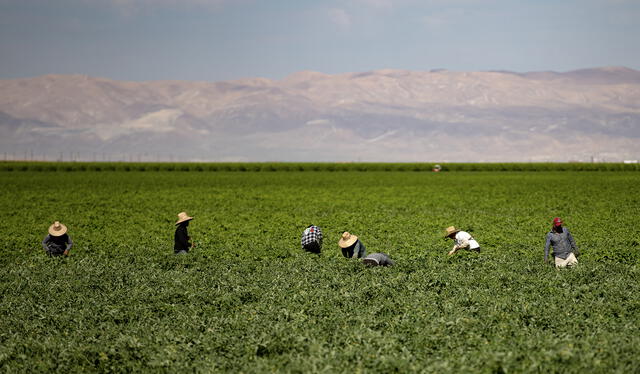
(1, 171), (639, 372)
(1, 161), (639, 172)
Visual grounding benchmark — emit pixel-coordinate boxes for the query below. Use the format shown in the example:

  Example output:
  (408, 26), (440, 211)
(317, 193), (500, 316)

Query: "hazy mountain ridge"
(1, 67), (639, 162)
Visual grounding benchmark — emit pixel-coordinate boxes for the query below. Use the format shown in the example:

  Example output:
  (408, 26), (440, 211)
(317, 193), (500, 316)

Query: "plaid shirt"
(301, 225), (323, 248)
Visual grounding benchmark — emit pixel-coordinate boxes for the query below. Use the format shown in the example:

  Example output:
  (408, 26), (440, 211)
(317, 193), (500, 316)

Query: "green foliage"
(0, 171), (639, 372)
(1, 161), (639, 172)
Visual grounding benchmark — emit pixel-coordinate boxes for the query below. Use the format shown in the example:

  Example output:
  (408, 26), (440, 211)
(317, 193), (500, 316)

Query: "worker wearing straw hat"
(338, 232), (367, 259)
(445, 226), (480, 255)
(42, 221), (73, 256)
(544, 217), (579, 268)
(174, 212), (194, 254)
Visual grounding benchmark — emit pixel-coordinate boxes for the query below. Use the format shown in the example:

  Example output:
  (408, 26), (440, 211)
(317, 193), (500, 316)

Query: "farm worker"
(42, 221), (73, 256)
(544, 217), (579, 268)
(445, 226), (481, 255)
(362, 252), (394, 266)
(338, 232), (367, 258)
(301, 225), (323, 253)
(174, 212), (194, 255)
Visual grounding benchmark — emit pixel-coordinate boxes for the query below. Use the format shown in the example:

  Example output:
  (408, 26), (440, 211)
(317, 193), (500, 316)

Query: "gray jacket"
(544, 227), (578, 261)
(363, 252), (395, 266)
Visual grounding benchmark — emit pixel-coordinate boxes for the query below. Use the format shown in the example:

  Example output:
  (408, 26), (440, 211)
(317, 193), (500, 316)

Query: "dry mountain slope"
(1, 67), (639, 161)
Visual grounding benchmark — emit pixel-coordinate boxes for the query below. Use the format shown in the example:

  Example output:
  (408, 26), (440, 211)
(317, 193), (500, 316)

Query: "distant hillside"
(1, 67), (639, 162)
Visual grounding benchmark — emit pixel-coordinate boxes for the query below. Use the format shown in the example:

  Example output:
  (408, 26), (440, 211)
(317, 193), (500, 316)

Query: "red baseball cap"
(553, 217), (563, 226)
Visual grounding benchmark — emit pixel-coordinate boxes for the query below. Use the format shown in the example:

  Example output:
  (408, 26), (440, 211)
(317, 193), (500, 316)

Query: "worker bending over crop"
(445, 226), (481, 255)
(544, 217), (579, 268)
(362, 252), (395, 266)
(338, 232), (367, 258)
(174, 212), (194, 254)
(301, 225), (323, 253)
(42, 221), (73, 256)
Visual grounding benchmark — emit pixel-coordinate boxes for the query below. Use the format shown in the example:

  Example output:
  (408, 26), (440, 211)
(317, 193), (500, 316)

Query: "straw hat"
(175, 212), (194, 225)
(338, 232), (358, 248)
(444, 226), (460, 238)
(48, 221), (67, 236)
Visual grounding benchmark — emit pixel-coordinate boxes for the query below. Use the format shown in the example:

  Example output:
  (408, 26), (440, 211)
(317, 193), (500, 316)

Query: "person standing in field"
(174, 212), (194, 255)
(362, 252), (395, 266)
(544, 217), (579, 268)
(42, 221), (73, 256)
(445, 226), (481, 255)
(338, 232), (367, 258)
(301, 225), (323, 254)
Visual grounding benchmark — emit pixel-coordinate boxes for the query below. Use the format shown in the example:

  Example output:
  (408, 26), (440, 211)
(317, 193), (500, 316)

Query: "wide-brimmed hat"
(338, 232), (358, 248)
(48, 221), (67, 236)
(175, 212), (194, 225)
(444, 226), (460, 238)
(553, 217), (563, 226)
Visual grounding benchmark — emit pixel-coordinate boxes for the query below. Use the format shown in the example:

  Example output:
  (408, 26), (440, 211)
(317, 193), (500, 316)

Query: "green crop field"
(1, 168), (639, 373)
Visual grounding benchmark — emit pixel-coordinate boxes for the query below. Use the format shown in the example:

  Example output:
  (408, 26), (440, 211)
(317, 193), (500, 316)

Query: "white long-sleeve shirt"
(454, 231), (480, 250)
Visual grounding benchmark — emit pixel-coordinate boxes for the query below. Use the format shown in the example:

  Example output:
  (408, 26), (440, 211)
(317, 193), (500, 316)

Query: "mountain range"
(1, 66), (639, 162)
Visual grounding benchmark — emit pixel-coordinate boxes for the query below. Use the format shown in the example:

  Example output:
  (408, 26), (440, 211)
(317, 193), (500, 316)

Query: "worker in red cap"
(544, 217), (579, 268)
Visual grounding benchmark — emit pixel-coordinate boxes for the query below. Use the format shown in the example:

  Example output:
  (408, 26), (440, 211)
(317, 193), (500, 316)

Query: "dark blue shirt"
(42, 234), (72, 255)
(174, 224), (191, 253)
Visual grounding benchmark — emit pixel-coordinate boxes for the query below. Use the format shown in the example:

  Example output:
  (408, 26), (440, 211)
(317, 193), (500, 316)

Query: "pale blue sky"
(1, 0), (638, 81)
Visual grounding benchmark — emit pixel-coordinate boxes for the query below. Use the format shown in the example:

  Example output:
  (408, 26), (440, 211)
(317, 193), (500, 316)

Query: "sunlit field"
(1, 167), (638, 372)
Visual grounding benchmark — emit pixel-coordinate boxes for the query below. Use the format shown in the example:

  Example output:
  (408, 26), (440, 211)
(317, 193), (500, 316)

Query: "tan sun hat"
(444, 226), (460, 238)
(48, 221), (67, 236)
(338, 231), (358, 248)
(175, 212), (194, 225)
